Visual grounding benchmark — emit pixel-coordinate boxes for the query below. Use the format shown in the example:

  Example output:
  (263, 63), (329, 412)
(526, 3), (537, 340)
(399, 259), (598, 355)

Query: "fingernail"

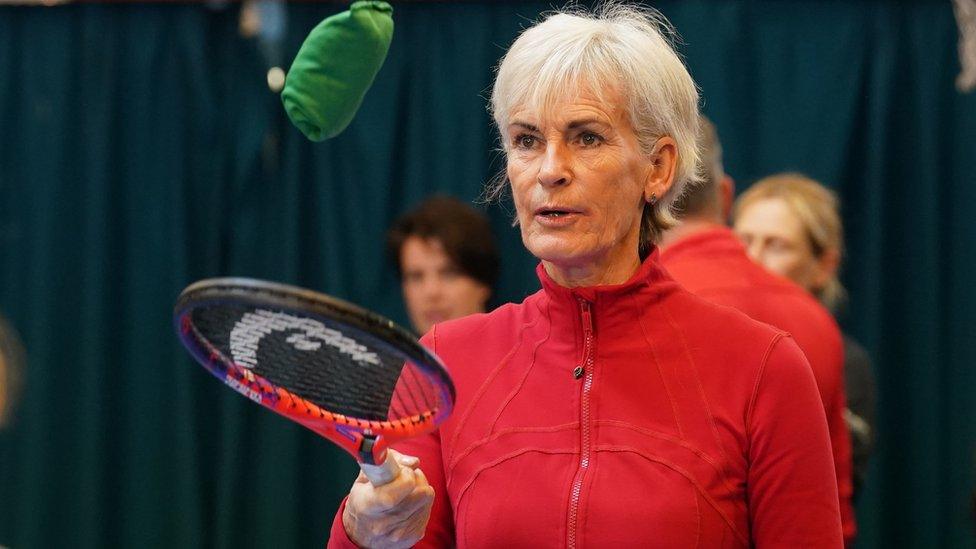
(400, 455), (419, 466)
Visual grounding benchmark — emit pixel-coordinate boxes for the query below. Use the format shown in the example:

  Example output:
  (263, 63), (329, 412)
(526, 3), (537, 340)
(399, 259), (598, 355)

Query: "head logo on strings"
(229, 309), (381, 368)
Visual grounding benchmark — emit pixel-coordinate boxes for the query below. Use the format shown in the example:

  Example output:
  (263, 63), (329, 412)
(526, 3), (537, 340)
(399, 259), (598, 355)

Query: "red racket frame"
(174, 278), (454, 467)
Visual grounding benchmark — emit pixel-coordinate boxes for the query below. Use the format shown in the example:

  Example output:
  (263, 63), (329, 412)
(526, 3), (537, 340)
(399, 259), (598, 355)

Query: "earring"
(648, 193), (658, 206)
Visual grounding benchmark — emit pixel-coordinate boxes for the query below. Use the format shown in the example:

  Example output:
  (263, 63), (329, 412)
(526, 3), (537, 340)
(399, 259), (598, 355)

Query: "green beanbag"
(281, 1), (394, 141)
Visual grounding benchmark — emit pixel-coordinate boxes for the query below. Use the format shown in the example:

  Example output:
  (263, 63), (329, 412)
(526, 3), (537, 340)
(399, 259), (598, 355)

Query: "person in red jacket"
(659, 117), (856, 544)
(330, 4), (843, 547)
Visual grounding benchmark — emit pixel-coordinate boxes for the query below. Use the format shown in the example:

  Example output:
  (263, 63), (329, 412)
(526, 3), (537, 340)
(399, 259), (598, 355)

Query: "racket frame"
(174, 278), (455, 469)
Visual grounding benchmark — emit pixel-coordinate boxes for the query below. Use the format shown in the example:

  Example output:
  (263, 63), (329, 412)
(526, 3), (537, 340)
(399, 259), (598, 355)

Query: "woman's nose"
(537, 142), (571, 188)
(744, 240), (764, 263)
(420, 277), (444, 299)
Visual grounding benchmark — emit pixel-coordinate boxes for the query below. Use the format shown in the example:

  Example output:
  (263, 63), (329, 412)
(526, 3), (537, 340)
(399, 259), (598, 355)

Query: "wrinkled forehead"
(504, 77), (628, 129)
(738, 198), (808, 240)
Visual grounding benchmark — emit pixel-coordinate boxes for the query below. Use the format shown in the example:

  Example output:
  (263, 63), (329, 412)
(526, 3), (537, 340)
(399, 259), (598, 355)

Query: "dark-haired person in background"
(733, 173), (877, 503)
(659, 117), (856, 544)
(387, 195), (500, 335)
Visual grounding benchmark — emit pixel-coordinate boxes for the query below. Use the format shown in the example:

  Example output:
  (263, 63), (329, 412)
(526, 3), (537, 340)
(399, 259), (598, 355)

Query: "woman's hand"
(342, 449), (435, 548)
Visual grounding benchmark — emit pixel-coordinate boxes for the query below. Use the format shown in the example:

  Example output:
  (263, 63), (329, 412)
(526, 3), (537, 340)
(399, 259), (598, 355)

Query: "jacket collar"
(534, 249), (678, 332)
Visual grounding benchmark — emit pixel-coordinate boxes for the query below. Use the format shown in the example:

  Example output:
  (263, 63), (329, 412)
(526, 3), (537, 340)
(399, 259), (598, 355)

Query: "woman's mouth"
(534, 207), (582, 226)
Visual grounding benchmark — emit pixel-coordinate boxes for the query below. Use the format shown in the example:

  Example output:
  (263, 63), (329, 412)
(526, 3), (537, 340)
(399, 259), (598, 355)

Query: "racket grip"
(360, 451), (400, 486)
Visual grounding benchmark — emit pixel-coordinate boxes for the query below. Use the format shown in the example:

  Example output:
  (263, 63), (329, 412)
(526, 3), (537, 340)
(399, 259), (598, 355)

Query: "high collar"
(659, 225), (745, 262)
(535, 249), (678, 332)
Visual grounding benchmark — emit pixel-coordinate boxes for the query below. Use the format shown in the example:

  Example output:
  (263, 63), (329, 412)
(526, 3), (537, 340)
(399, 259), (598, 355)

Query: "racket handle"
(360, 452), (400, 486)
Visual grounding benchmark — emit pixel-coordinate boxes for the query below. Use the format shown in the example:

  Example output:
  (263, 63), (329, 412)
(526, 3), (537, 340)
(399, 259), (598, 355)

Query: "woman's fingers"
(352, 449), (419, 486)
(342, 451), (435, 548)
(383, 489), (436, 548)
(395, 451), (420, 469)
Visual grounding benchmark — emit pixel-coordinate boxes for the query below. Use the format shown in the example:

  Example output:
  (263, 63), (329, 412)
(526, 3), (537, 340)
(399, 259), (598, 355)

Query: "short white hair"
(489, 2), (701, 248)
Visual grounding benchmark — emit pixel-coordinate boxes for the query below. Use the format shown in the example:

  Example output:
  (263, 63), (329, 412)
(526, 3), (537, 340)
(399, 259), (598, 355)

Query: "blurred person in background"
(733, 173), (877, 502)
(659, 117), (856, 543)
(0, 314), (24, 430)
(386, 195), (500, 335)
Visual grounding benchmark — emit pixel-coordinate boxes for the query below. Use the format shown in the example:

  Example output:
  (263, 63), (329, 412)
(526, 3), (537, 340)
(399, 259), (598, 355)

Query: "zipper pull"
(578, 298), (593, 337)
(575, 298), (593, 380)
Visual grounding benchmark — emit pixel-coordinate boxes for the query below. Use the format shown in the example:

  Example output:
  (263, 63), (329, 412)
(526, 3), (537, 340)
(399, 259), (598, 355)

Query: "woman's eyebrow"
(509, 121), (539, 132)
(509, 119), (610, 132)
(567, 118), (609, 129)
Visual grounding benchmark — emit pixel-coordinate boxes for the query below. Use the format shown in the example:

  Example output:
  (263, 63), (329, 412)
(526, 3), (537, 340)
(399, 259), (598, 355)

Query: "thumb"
(370, 465), (421, 512)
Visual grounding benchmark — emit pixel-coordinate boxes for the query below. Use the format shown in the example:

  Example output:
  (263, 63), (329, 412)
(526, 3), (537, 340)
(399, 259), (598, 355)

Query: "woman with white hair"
(329, 5), (843, 547)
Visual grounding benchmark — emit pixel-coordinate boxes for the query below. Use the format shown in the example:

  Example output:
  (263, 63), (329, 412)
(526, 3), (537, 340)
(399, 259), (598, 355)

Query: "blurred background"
(0, 0), (974, 547)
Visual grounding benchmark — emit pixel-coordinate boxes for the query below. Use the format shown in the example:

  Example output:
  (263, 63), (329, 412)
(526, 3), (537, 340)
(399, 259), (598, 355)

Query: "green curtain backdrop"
(0, 1), (973, 547)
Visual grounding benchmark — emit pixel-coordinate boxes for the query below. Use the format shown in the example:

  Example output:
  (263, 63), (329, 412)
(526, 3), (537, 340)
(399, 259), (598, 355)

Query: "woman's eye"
(579, 132), (602, 147)
(768, 238), (793, 253)
(514, 134), (537, 149)
(441, 267), (461, 280)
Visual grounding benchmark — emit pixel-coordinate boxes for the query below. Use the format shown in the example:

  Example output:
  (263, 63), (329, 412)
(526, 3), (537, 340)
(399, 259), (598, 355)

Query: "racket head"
(174, 278), (455, 464)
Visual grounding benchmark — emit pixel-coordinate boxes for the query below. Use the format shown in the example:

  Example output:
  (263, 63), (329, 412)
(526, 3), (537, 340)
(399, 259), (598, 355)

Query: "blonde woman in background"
(733, 173), (877, 502)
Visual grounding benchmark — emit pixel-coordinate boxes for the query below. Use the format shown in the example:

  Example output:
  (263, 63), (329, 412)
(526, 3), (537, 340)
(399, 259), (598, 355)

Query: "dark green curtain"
(0, 1), (973, 547)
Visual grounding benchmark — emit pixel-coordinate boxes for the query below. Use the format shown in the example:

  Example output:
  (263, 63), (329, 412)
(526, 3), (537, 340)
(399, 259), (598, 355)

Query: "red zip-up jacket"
(329, 252), (843, 547)
(660, 226), (855, 544)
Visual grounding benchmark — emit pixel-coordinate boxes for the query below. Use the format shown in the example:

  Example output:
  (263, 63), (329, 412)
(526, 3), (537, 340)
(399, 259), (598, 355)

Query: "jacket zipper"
(567, 297), (595, 549)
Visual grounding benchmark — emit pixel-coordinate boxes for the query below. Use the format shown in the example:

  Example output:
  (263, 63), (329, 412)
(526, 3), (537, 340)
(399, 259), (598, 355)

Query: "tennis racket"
(173, 278), (455, 485)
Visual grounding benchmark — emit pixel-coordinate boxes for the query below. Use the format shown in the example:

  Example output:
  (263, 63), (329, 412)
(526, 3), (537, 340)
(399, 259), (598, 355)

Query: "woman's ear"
(644, 136), (678, 204)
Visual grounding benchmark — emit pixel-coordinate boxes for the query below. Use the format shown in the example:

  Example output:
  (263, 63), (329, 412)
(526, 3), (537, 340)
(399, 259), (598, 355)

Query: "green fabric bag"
(281, 1), (394, 141)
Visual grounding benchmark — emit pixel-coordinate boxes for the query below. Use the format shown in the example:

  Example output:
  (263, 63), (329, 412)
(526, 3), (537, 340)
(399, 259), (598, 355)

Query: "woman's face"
(733, 197), (826, 292)
(504, 86), (672, 285)
(399, 236), (490, 335)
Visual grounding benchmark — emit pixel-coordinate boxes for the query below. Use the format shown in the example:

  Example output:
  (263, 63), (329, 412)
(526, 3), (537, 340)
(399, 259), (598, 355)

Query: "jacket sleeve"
(327, 498), (359, 549)
(326, 328), (455, 547)
(747, 335), (844, 548)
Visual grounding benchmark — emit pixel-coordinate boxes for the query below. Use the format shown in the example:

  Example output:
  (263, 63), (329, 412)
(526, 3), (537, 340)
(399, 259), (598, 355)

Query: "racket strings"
(390, 363), (436, 421)
(190, 304), (445, 423)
